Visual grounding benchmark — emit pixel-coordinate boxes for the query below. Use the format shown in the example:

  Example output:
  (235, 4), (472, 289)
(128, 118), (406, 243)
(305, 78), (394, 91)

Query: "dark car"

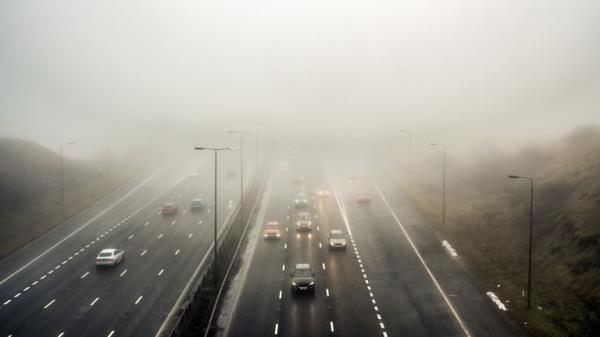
(290, 263), (315, 294)
(190, 198), (206, 211)
(161, 202), (178, 215)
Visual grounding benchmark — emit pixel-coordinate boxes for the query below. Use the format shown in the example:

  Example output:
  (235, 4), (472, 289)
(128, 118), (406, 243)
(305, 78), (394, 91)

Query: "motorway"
(221, 154), (522, 337)
(0, 155), (244, 337)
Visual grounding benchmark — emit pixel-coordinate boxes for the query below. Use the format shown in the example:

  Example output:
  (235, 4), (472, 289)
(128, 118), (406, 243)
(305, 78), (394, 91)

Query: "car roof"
(297, 212), (310, 216)
(266, 221), (279, 226)
(192, 198), (204, 202)
(330, 229), (343, 235)
(295, 263), (310, 270)
(99, 248), (117, 254)
(164, 202), (175, 206)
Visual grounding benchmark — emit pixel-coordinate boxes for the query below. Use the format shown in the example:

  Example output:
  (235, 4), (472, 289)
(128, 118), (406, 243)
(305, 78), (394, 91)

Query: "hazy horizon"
(1, 0), (599, 156)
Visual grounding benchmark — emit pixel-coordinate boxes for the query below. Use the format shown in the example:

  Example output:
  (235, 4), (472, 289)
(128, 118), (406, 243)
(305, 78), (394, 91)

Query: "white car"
(95, 248), (125, 267)
(328, 230), (347, 250)
(296, 212), (312, 231)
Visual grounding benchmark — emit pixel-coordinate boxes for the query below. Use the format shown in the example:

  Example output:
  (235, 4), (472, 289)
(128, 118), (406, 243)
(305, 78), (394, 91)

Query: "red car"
(161, 202), (179, 215)
(356, 193), (370, 203)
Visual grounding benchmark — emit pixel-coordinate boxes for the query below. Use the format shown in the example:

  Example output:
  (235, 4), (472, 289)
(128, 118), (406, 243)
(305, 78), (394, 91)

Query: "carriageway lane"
(0, 155), (244, 337)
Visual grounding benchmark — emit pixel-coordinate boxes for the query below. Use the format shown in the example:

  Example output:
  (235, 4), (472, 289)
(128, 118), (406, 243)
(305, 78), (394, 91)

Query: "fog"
(1, 0), (599, 156)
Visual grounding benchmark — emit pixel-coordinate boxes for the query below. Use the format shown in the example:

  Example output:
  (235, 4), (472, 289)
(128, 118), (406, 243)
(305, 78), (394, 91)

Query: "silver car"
(328, 230), (347, 250)
(296, 212), (312, 231)
(95, 248), (125, 267)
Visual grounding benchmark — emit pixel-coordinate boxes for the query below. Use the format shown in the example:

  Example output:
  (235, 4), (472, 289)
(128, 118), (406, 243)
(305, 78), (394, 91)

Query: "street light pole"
(508, 174), (535, 310)
(60, 142), (74, 218)
(430, 142), (446, 227)
(194, 146), (234, 287)
(227, 130), (254, 227)
(398, 130), (412, 186)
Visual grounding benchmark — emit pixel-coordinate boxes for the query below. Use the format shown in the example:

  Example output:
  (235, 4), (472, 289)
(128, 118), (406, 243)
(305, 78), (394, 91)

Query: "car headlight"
(292, 282), (298, 286)
(276, 233), (280, 237)
(309, 282), (314, 286)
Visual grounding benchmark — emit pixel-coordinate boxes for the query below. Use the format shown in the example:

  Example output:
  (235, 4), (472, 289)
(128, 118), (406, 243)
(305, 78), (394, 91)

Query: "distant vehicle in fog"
(190, 198), (206, 211)
(296, 211), (312, 231)
(95, 249), (125, 267)
(294, 194), (309, 208)
(161, 202), (179, 215)
(356, 193), (370, 203)
(264, 221), (281, 239)
(317, 189), (331, 198)
(293, 176), (304, 184)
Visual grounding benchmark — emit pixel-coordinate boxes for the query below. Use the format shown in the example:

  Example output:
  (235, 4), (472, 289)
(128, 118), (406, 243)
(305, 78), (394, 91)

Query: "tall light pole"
(60, 142), (75, 218)
(430, 142), (446, 227)
(508, 174), (535, 310)
(398, 130), (412, 186)
(227, 130), (255, 226)
(244, 120), (259, 175)
(194, 146), (234, 287)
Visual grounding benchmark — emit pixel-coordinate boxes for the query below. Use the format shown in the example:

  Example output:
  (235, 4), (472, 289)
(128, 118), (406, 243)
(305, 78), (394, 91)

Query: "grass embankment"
(396, 127), (600, 337)
(0, 138), (136, 259)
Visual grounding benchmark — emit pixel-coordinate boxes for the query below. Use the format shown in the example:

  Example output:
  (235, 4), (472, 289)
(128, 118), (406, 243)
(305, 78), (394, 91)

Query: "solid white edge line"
(369, 175), (472, 337)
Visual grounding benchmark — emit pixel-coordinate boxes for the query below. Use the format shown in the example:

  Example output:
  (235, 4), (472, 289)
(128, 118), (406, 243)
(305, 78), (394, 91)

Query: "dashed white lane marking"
(198, 220), (203, 225)
(174, 249), (181, 255)
(182, 210), (187, 214)
(49, 269), (54, 274)
(322, 263), (326, 270)
(74, 252), (79, 256)
(43, 299), (55, 309)
(135, 295), (143, 305)
(81, 271), (90, 279)
(330, 321), (335, 333)
(274, 323), (279, 335)
(326, 288), (330, 297)
(128, 234), (134, 240)
(58, 332), (65, 337)
(383, 332), (388, 337)
(171, 221), (177, 226)
(188, 233), (193, 238)
(13, 293), (21, 298)
(317, 226), (320, 231)
(157, 233), (164, 239)
(144, 221), (149, 226)
(380, 322), (385, 329)
(140, 249), (147, 256)
(284, 243), (287, 249)
(158, 269), (164, 276)
(377, 314), (382, 320)
(23, 286), (30, 292)
(40, 275), (47, 280)
(32, 281), (39, 286)
(90, 297), (99, 306)
(3, 299), (11, 305)
(120, 269), (127, 277)
(107, 331), (115, 337)
(318, 242), (322, 249)
(278, 290), (282, 299)
(61, 260), (67, 265)
(68, 256), (73, 260)
(282, 264), (285, 271)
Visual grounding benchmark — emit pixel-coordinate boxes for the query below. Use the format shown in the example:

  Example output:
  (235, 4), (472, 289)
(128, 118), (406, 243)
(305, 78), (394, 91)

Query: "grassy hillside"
(397, 127), (600, 337)
(0, 138), (133, 259)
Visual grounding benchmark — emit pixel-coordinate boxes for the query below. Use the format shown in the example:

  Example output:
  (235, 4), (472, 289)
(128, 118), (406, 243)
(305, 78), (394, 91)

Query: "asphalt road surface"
(222, 155), (522, 337)
(0, 156), (245, 337)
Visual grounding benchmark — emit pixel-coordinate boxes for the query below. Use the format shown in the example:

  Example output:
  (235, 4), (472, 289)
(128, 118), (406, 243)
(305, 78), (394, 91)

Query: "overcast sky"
(1, 0), (599, 155)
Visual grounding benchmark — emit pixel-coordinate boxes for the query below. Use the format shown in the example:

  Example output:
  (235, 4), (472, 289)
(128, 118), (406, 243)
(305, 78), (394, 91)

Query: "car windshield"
(266, 223), (278, 229)
(98, 252), (112, 257)
(331, 232), (345, 239)
(294, 269), (312, 277)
